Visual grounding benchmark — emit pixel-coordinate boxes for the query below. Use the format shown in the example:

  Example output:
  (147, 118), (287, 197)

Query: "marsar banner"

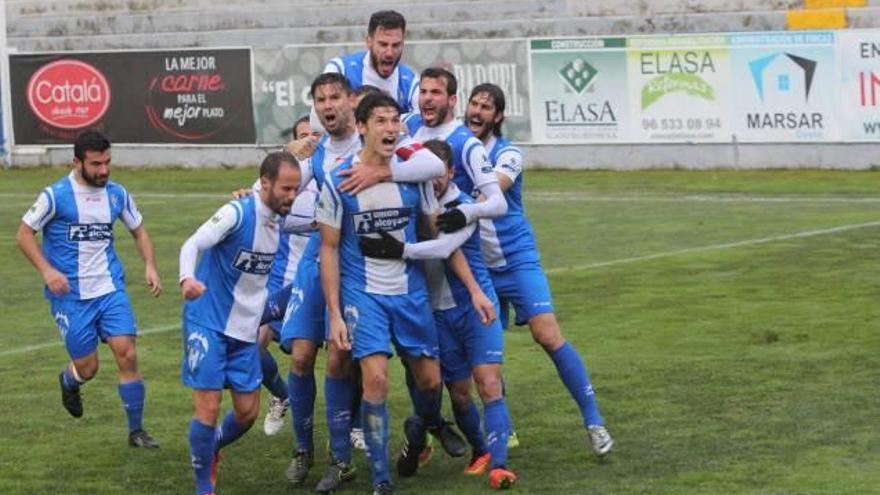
(9, 48), (255, 145)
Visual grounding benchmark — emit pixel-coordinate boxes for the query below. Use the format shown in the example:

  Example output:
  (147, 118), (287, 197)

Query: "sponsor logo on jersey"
(232, 249), (274, 275)
(67, 223), (113, 242)
(26, 59), (111, 129)
(352, 207), (412, 235)
(186, 331), (210, 373)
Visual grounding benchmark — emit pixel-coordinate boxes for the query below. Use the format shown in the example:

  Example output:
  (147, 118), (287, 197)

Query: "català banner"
(729, 31), (837, 142)
(9, 48), (256, 145)
(528, 38), (630, 143)
(837, 30), (880, 141)
(253, 39), (530, 144)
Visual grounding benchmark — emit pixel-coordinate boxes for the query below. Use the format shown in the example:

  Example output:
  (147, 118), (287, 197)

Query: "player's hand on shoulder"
(436, 208), (467, 233)
(470, 289), (496, 325)
(232, 187), (253, 199)
(338, 165), (389, 194)
(42, 267), (70, 296)
(180, 278), (206, 300)
(287, 136), (318, 161)
(145, 266), (163, 297)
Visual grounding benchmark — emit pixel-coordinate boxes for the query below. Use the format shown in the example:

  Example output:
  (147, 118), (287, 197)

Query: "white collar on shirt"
(68, 171), (105, 194)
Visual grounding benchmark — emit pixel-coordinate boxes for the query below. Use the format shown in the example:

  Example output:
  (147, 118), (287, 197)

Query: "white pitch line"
(545, 220), (880, 275)
(1, 191), (879, 204)
(0, 323), (179, 358)
(5, 220), (879, 358)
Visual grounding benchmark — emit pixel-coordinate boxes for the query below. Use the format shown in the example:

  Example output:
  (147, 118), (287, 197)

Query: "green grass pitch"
(0, 167), (878, 494)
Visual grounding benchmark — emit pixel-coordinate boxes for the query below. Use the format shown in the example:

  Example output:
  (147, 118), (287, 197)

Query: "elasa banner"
(10, 48), (256, 145)
(729, 32), (837, 142)
(253, 39), (530, 144)
(627, 34), (733, 143)
(529, 38), (630, 143)
(837, 30), (880, 141)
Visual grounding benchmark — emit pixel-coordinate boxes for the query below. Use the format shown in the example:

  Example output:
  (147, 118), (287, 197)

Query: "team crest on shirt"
(343, 304), (359, 343)
(232, 249), (274, 275)
(67, 223), (113, 242)
(110, 194), (119, 208)
(284, 286), (305, 319)
(54, 311), (70, 339)
(352, 207), (412, 235)
(186, 332), (210, 373)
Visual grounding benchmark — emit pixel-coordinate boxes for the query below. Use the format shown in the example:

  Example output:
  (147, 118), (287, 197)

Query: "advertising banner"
(10, 48), (255, 145)
(729, 32), (837, 142)
(253, 39), (530, 144)
(627, 34), (732, 143)
(528, 38), (629, 143)
(837, 30), (880, 141)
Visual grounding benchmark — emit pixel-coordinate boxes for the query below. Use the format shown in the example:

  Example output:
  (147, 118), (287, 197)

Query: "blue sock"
(404, 366), (443, 428)
(325, 376), (354, 464)
(452, 399), (486, 455)
(61, 366), (83, 391)
(287, 371), (315, 452)
(361, 399), (390, 486)
(483, 398), (511, 468)
(215, 411), (253, 452)
(500, 376), (516, 433)
(189, 419), (217, 495)
(117, 380), (145, 433)
(260, 350), (289, 401)
(551, 342), (604, 427)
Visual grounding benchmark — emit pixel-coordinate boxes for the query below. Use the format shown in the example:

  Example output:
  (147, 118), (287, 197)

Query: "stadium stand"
(7, 0), (880, 51)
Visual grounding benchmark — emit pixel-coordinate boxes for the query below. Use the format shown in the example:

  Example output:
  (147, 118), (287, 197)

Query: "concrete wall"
(6, 0), (880, 169)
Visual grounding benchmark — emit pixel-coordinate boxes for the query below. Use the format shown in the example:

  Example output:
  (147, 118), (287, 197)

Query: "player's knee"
(474, 374), (503, 403)
(235, 404), (260, 425)
(448, 383), (472, 408)
(77, 361), (99, 381)
(290, 347), (316, 374)
(361, 370), (388, 399)
(530, 314), (564, 352)
(325, 351), (351, 379)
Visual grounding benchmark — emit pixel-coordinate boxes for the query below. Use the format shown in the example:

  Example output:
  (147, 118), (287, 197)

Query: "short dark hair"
(74, 131), (110, 161)
(470, 83), (506, 137)
(260, 151), (299, 182)
(368, 10), (406, 35)
(292, 115), (311, 137)
(422, 139), (453, 170)
(310, 72), (351, 98)
(355, 92), (401, 124)
(421, 67), (457, 96)
(353, 84), (384, 98)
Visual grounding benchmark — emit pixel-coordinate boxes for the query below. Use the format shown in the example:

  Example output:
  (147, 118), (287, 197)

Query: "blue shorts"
(262, 283), (292, 339)
(436, 299), (504, 383)
(342, 286), (438, 361)
(49, 290), (137, 360)
(489, 261), (554, 329)
(182, 322), (261, 392)
(279, 258), (325, 351)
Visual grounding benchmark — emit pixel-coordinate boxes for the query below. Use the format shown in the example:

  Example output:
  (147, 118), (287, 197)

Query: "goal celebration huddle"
(16, 10), (612, 495)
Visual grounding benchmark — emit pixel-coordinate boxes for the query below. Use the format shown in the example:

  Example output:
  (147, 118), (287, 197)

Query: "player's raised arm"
(178, 202), (242, 299)
(337, 139), (445, 194)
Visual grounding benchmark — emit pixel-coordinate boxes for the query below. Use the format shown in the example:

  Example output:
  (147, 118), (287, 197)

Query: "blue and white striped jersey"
(324, 51), (419, 114)
(479, 136), (540, 269)
(183, 195), (280, 342)
(22, 172), (143, 300)
(404, 116), (498, 197)
(268, 180), (318, 292)
(316, 154), (439, 295)
(424, 183), (495, 311)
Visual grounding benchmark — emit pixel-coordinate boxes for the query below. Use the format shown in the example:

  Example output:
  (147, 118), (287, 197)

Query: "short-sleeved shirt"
(478, 136), (540, 268)
(404, 116), (498, 197)
(316, 154), (439, 296)
(22, 172), (142, 300)
(325, 51), (419, 114)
